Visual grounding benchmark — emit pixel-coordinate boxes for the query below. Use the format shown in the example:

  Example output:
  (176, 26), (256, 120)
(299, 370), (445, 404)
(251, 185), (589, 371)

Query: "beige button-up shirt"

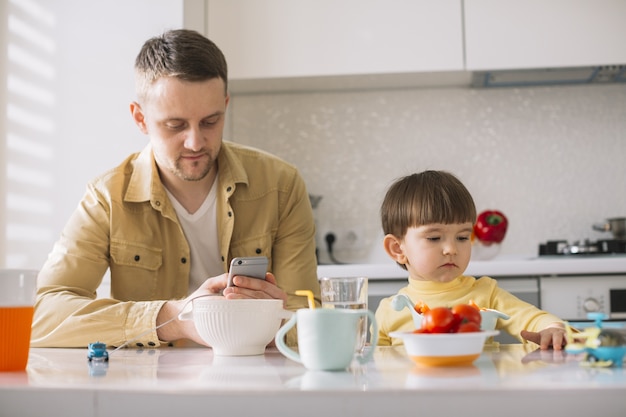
(32, 141), (320, 348)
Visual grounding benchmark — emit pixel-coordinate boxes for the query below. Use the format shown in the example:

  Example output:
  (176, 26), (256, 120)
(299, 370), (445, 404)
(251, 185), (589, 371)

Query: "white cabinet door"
(465, 0), (626, 70)
(207, 0), (464, 80)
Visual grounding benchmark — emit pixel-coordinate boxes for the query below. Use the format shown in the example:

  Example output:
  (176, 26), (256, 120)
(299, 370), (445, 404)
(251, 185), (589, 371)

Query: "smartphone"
(226, 256), (268, 287)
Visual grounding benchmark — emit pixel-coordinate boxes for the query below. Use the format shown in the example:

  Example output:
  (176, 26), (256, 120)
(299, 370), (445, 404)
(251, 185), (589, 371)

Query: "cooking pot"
(593, 217), (626, 240)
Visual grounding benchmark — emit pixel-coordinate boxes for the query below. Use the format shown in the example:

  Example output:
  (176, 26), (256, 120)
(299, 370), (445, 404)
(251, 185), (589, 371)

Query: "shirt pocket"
(229, 233), (273, 269)
(110, 240), (163, 300)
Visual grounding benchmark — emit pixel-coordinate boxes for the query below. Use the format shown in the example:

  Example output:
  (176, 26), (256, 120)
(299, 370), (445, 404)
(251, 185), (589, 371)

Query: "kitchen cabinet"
(202, 0), (625, 92)
(206, 0), (464, 82)
(464, 0), (626, 70)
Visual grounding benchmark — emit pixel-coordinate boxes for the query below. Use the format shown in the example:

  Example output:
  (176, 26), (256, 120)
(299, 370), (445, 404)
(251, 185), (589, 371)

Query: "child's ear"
(383, 234), (407, 265)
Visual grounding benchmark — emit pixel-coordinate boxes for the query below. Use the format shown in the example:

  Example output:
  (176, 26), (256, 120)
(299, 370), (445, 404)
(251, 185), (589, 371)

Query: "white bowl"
(405, 305), (509, 331)
(182, 298), (293, 356)
(392, 295), (510, 331)
(407, 310), (509, 331)
(390, 330), (499, 367)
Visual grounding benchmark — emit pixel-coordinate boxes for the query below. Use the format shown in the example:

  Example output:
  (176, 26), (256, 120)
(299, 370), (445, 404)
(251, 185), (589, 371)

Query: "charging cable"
(325, 232), (345, 264)
(103, 294), (222, 356)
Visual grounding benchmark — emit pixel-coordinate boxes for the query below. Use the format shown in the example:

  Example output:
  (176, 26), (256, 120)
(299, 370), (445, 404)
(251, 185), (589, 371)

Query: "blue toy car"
(87, 342), (109, 362)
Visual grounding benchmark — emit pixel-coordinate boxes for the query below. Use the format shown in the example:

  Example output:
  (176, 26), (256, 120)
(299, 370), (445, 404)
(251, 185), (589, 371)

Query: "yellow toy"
(565, 313), (626, 368)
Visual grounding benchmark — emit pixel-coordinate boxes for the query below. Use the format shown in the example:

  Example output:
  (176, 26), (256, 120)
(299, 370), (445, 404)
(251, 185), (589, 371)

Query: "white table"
(1, 344), (624, 417)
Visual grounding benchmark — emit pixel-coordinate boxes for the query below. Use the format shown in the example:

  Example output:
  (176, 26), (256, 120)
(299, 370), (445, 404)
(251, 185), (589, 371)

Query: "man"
(32, 29), (319, 348)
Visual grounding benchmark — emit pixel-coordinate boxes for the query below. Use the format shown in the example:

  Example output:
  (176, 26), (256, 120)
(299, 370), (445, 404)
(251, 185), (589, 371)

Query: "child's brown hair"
(381, 170), (477, 239)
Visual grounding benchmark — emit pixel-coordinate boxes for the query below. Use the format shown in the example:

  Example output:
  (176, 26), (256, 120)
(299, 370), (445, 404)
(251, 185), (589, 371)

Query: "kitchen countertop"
(318, 255), (626, 279)
(1, 344), (624, 417)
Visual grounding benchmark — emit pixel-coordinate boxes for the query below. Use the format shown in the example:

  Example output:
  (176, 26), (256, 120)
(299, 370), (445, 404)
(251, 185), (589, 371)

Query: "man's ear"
(383, 234), (407, 265)
(130, 101), (148, 134)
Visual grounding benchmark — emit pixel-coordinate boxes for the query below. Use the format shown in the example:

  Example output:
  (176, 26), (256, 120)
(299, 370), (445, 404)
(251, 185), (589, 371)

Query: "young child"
(375, 170), (567, 350)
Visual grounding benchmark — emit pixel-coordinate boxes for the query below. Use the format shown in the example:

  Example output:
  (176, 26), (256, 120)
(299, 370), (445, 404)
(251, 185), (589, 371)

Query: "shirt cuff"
(124, 300), (168, 348)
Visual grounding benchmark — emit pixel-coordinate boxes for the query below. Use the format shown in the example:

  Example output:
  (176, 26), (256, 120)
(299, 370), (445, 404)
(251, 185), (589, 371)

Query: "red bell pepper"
(474, 210), (508, 244)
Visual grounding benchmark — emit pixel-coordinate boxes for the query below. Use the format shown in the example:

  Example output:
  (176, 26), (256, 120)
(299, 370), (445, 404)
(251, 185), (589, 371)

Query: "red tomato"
(451, 304), (482, 326)
(421, 307), (457, 333)
(457, 321), (481, 333)
(414, 300), (430, 315)
(412, 327), (430, 334)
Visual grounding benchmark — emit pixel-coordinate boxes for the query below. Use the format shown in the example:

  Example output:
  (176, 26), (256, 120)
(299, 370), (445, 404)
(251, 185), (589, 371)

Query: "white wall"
(0, 0), (8, 267)
(2, 0), (185, 269)
(229, 84), (626, 263)
(3, 1), (625, 270)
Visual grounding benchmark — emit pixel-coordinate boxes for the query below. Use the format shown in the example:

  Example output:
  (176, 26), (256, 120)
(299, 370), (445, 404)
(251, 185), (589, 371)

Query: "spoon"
(482, 308), (510, 320)
(391, 294), (423, 328)
(479, 308), (510, 330)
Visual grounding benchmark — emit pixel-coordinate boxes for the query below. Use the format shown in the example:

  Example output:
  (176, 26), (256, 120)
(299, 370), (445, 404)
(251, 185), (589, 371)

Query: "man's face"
(131, 77), (229, 184)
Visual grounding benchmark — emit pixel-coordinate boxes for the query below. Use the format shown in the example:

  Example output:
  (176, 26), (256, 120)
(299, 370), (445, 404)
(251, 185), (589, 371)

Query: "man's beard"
(173, 158), (214, 181)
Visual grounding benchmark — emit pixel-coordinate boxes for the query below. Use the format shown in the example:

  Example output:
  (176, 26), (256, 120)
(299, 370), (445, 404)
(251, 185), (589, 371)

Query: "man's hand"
(521, 325), (567, 350)
(223, 272), (288, 306)
(156, 272), (287, 345)
(155, 273), (229, 346)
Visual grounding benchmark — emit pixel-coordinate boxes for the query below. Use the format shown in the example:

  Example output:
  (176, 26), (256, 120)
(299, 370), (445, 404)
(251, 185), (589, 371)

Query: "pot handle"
(592, 222), (610, 233)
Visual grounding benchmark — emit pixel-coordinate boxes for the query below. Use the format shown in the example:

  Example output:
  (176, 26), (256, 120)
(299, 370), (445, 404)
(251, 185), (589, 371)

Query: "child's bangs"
(408, 182), (476, 227)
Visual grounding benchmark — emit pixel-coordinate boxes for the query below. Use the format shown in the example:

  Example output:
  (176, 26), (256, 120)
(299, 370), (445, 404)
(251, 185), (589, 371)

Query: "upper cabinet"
(201, 0), (625, 91)
(207, 0), (464, 80)
(465, 0), (626, 70)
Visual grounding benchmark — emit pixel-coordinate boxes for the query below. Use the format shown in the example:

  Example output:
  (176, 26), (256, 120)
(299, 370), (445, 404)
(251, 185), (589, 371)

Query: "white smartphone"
(226, 256), (268, 287)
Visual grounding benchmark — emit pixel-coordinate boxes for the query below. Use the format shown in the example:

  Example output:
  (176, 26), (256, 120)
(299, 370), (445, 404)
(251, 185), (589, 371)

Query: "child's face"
(398, 222), (474, 282)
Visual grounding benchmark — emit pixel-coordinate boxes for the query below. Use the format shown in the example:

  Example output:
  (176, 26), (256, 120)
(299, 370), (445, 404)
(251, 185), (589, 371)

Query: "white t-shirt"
(165, 177), (222, 294)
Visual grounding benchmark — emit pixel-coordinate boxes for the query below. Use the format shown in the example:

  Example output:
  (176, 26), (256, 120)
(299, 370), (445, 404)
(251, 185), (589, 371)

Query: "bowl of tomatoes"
(393, 295), (510, 332)
(390, 303), (499, 366)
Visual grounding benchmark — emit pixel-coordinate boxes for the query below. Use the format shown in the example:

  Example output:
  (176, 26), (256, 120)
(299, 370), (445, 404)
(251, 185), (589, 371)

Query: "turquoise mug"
(275, 308), (378, 371)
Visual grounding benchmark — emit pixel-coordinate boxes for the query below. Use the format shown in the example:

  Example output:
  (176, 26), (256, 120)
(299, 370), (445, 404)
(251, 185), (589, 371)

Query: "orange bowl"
(390, 330), (499, 367)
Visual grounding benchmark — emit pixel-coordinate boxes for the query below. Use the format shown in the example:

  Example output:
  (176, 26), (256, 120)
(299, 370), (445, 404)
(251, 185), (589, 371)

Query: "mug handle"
(357, 309), (378, 364)
(274, 313), (301, 363)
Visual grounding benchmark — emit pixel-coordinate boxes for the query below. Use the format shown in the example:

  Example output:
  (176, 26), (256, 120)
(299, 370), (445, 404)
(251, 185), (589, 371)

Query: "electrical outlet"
(321, 227), (364, 251)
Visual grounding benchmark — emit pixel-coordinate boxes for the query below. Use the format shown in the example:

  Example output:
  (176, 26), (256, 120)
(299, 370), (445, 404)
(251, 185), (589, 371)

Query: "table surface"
(1, 344), (625, 417)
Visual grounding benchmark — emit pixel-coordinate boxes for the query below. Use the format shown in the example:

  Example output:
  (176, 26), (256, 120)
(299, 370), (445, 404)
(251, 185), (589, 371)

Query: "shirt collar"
(216, 140), (249, 188)
(124, 143), (162, 203)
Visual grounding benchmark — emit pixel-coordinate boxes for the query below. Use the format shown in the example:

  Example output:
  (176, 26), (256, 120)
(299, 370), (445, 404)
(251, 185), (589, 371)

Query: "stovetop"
(539, 239), (626, 256)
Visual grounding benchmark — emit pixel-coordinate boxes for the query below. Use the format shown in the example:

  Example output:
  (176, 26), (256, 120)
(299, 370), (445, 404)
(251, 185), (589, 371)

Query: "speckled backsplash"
(227, 84), (626, 263)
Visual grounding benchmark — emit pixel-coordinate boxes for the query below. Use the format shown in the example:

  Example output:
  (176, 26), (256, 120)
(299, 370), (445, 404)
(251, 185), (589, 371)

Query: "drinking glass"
(319, 276), (369, 352)
(0, 269), (38, 371)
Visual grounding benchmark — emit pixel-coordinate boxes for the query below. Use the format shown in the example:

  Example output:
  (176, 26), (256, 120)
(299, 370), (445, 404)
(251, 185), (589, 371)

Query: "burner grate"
(539, 239), (626, 256)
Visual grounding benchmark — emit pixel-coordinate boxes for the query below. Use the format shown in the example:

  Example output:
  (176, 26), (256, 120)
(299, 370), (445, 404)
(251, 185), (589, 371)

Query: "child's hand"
(520, 326), (567, 350)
